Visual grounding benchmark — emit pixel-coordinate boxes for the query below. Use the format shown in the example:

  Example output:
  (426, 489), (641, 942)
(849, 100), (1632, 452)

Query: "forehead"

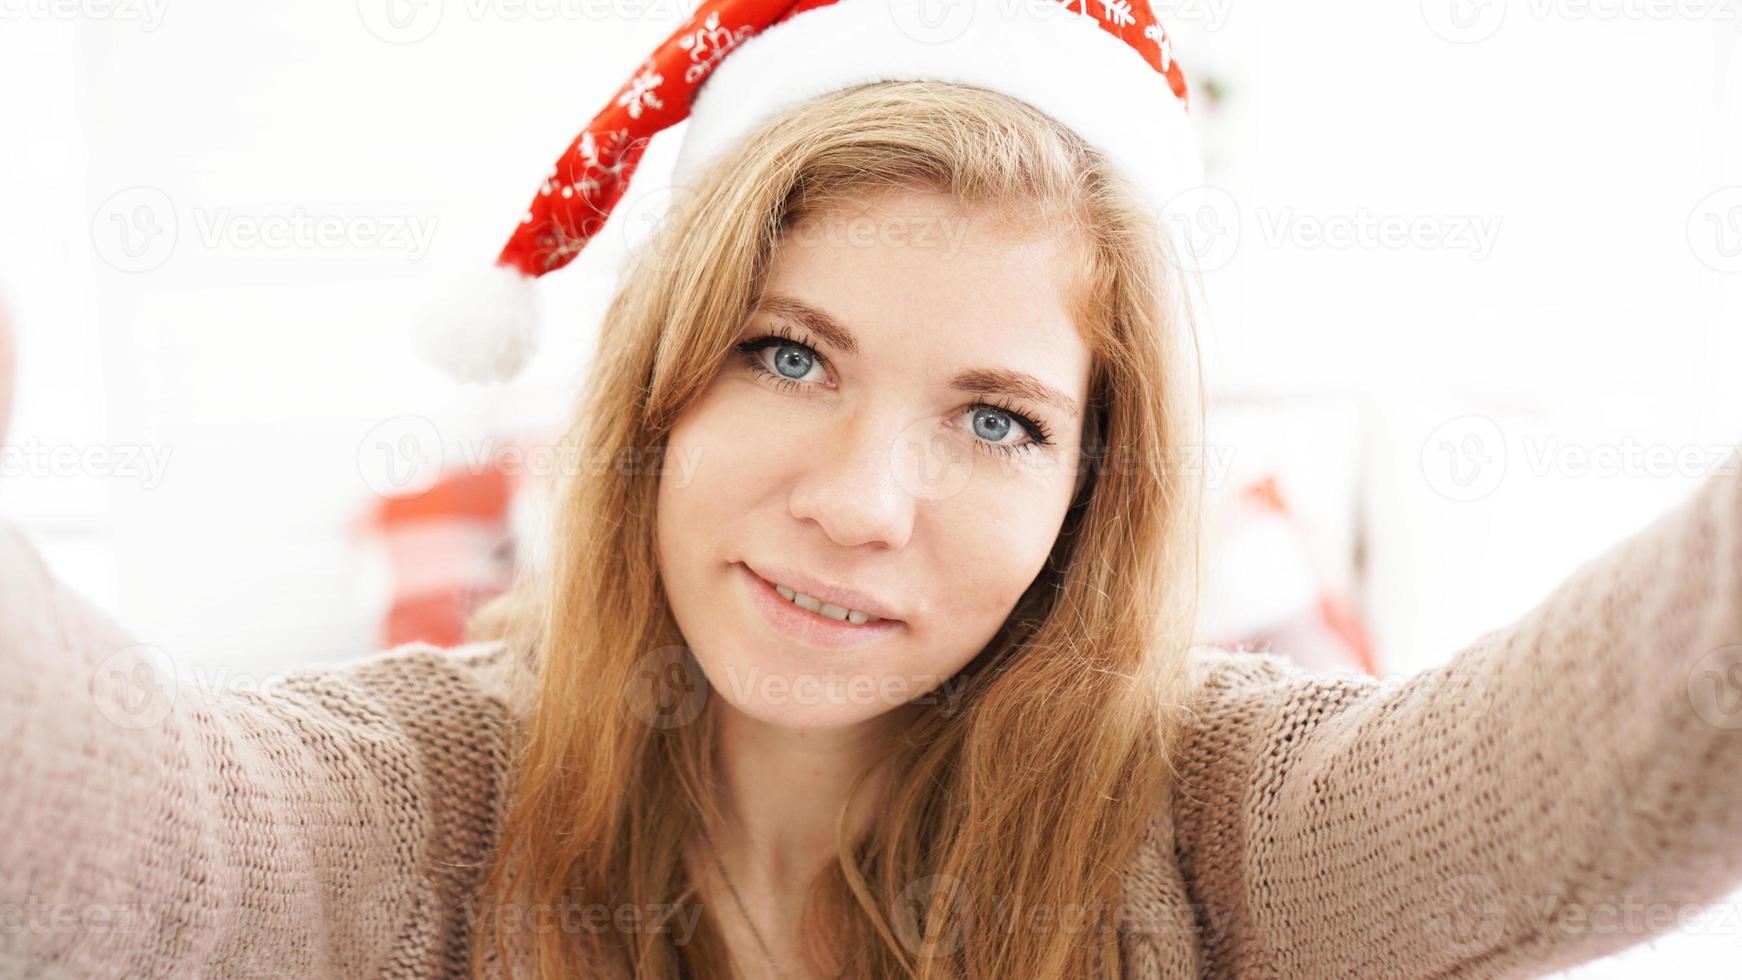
(764, 189), (1094, 371)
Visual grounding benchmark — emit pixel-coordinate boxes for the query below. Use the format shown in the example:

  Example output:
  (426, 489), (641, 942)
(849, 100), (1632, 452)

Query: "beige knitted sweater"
(4, 465), (1742, 978)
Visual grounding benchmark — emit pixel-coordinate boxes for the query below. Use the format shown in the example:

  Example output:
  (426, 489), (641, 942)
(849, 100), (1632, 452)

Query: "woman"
(466, 76), (1204, 979)
(5, 3), (1742, 980)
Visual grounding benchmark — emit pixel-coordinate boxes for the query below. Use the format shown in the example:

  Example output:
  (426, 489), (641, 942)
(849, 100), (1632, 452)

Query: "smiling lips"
(738, 561), (905, 623)
(737, 563), (904, 650)
(769, 580), (884, 625)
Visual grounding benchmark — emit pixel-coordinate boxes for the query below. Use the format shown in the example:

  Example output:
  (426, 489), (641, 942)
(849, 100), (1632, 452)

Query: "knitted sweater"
(4, 464), (1742, 979)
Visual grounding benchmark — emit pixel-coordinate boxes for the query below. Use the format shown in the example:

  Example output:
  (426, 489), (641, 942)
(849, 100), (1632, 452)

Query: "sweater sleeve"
(0, 519), (515, 979)
(1170, 461), (1742, 978)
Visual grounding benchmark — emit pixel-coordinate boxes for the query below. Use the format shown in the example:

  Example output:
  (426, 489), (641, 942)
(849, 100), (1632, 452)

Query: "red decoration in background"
(363, 468), (517, 649)
(1319, 594), (1377, 675)
(1235, 474), (1378, 676)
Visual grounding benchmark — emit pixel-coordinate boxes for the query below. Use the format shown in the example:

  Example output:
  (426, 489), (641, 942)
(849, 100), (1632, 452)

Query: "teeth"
(772, 582), (879, 625)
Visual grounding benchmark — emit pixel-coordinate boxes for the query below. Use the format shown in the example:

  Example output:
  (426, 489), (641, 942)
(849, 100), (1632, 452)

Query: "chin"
(666, 557), (958, 730)
(695, 642), (918, 731)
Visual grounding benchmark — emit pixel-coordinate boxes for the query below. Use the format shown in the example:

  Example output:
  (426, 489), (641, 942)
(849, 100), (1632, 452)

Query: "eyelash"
(731, 327), (1055, 457)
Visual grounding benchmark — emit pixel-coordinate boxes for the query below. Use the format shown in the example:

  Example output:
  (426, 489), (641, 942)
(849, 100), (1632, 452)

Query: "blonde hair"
(465, 78), (1205, 979)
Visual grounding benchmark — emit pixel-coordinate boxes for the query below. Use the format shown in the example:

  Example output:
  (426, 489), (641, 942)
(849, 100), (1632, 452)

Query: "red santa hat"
(418, 0), (1203, 383)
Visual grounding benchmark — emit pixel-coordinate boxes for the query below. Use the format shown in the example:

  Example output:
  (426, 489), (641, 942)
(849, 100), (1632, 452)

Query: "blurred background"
(1, 0), (1740, 972)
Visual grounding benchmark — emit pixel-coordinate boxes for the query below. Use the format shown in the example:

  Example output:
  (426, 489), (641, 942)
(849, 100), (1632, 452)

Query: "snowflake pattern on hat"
(495, 0), (1188, 279)
(680, 11), (758, 84)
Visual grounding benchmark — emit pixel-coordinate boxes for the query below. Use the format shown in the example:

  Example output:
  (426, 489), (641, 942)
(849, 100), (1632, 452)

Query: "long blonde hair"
(465, 78), (1205, 979)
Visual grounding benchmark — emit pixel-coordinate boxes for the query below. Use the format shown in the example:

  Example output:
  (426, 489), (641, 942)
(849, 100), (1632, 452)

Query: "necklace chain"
(700, 823), (787, 980)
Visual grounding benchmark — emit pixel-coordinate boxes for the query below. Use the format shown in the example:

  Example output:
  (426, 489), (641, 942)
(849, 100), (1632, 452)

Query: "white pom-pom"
(414, 263), (542, 383)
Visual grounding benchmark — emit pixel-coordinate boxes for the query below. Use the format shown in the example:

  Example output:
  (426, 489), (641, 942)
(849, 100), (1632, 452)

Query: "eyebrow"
(752, 293), (1082, 419)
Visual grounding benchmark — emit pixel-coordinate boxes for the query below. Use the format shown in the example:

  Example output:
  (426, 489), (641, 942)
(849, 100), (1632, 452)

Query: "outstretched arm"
(0, 519), (514, 978)
(1172, 456), (1742, 977)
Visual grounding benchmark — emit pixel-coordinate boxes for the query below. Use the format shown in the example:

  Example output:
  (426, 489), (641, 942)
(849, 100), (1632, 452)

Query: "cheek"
(870, 488), (1068, 707)
(929, 491), (1065, 632)
(656, 383), (792, 570)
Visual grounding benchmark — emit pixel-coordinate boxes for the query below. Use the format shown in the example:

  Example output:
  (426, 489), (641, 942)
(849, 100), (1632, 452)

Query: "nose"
(786, 409), (917, 551)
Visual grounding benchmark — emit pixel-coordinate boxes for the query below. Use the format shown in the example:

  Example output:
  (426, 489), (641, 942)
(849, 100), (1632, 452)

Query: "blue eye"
(971, 407), (1012, 442)
(732, 330), (832, 393)
(734, 332), (827, 390)
(769, 344), (817, 381)
(730, 328), (1054, 458)
(963, 402), (1049, 458)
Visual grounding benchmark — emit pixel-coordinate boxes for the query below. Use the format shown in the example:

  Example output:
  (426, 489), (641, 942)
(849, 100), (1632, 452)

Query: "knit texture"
(4, 464), (1741, 978)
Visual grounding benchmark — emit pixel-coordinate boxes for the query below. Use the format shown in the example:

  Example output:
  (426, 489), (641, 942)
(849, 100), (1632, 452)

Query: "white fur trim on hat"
(670, 0), (1204, 211)
(414, 262), (542, 384)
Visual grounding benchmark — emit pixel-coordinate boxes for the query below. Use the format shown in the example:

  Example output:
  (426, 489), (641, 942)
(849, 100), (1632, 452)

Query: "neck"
(694, 702), (922, 980)
(709, 702), (914, 895)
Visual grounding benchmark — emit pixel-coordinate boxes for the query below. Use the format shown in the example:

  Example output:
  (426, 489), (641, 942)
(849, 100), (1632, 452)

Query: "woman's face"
(655, 188), (1093, 730)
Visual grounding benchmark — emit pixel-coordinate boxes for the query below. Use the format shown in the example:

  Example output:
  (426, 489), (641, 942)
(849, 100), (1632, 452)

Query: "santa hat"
(417, 0), (1203, 383)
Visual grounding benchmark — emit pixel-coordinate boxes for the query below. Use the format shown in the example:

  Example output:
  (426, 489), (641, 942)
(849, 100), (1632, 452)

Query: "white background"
(1, 0), (1740, 972)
